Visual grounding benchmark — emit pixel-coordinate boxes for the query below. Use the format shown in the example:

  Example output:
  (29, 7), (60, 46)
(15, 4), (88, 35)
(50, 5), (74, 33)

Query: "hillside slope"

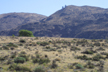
(0, 12), (46, 31)
(1, 5), (108, 39)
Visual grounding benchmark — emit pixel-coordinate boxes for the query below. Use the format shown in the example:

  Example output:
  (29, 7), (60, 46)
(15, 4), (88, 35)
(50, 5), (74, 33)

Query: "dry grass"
(0, 36), (108, 72)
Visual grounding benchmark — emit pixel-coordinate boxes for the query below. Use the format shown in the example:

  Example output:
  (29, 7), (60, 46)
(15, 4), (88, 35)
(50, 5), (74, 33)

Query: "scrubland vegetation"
(0, 36), (108, 72)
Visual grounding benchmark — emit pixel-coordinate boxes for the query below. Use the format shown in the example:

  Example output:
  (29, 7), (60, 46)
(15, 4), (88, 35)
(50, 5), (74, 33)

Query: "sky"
(0, 0), (108, 16)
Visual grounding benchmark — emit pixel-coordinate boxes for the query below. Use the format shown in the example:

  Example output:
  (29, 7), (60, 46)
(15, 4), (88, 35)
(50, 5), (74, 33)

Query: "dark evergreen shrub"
(19, 39), (26, 43)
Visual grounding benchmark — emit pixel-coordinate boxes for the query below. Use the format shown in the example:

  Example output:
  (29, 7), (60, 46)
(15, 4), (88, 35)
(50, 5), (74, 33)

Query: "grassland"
(0, 36), (108, 72)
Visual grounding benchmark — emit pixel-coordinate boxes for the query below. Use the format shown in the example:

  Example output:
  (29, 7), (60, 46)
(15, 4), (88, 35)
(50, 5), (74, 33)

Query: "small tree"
(19, 30), (34, 37)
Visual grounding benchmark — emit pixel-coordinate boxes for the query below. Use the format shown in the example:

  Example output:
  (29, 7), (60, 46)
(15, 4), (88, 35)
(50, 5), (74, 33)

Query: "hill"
(1, 5), (108, 39)
(0, 12), (46, 31)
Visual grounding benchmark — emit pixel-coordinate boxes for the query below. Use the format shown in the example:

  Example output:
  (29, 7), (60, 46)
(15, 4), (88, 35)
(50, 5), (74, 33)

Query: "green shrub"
(43, 48), (56, 52)
(35, 37), (38, 40)
(19, 29), (34, 37)
(62, 45), (67, 48)
(94, 42), (101, 46)
(7, 59), (13, 65)
(88, 65), (95, 69)
(14, 57), (26, 63)
(19, 43), (23, 46)
(106, 53), (108, 58)
(2, 46), (9, 50)
(56, 40), (63, 43)
(0, 47), (2, 50)
(58, 49), (62, 53)
(92, 39), (97, 42)
(7, 43), (18, 47)
(89, 43), (94, 47)
(68, 63), (73, 69)
(99, 39), (103, 42)
(92, 54), (105, 61)
(0, 57), (5, 61)
(82, 50), (96, 54)
(81, 43), (86, 46)
(9, 63), (18, 71)
(96, 47), (105, 51)
(40, 42), (49, 46)
(46, 46), (50, 49)
(34, 66), (45, 72)
(36, 54), (40, 58)
(86, 50), (94, 54)
(87, 60), (92, 65)
(51, 60), (58, 68)
(20, 51), (26, 54)
(75, 64), (84, 69)
(9, 63), (31, 72)
(19, 66), (31, 72)
(105, 38), (108, 43)
(49, 48), (56, 51)
(86, 61), (95, 69)
(76, 39), (88, 44)
(33, 58), (50, 64)
(102, 43), (108, 47)
(37, 42), (40, 45)
(10, 54), (16, 58)
(33, 58), (39, 63)
(77, 55), (91, 60)
(38, 58), (50, 64)
(70, 46), (80, 51)
(18, 54), (29, 61)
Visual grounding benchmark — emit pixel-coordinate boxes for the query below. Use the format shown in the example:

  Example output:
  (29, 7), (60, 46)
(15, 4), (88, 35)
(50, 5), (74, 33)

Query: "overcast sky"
(0, 0), (108, 16)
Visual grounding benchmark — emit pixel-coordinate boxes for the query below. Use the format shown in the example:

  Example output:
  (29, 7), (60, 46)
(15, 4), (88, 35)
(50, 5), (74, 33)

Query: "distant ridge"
(1, 5), (108, 39)
(0, 12), (47, 31)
